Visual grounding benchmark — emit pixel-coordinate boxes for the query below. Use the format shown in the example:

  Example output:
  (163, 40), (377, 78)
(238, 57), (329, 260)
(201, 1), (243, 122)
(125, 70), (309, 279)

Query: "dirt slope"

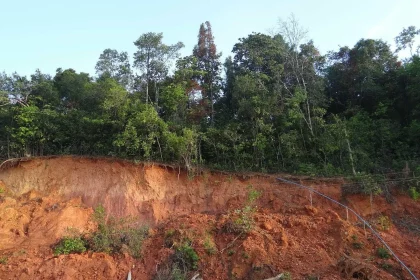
(0, 156), (419, 279)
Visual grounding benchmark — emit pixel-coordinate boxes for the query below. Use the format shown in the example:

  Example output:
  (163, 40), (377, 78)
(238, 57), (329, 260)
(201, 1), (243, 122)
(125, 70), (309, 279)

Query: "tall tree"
(133, 32), (184, 107)
(193, 21), (221, 124)
(277, 15), (326, 136)
(395, 26), (420, 57)
(95, 49), (133, 90)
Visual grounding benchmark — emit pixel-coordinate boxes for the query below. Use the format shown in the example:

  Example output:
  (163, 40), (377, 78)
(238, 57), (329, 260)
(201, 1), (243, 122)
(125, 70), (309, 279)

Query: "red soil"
(0, 156), (419, 279)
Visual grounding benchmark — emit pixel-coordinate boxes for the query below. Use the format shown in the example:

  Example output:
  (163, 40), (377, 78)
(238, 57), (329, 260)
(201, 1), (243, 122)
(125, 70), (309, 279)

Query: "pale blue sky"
(1, 0), (419, 77)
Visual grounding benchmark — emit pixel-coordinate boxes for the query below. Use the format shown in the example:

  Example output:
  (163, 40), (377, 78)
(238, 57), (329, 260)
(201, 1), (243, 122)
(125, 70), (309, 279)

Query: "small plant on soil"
(0, 256), (8, 265)
(174, 242), (199, 271)
(154, 240), (199, 280)
(280, 272), (292, 280)
(381, 262), (393, 271)
(87, 205), (149, 258)
(203, 236), (217, 255)
(351, 235), (364, 249)
(377, 215), (391, 231)
(408, 186), (420, 201)
(54, 236), (87, 255)
(377, 247), (391, 259)
(224, 186), (261, 234)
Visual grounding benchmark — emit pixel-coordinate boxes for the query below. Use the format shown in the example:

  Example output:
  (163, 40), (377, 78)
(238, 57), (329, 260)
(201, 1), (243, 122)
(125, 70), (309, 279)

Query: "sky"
(1, 0), (419, 77)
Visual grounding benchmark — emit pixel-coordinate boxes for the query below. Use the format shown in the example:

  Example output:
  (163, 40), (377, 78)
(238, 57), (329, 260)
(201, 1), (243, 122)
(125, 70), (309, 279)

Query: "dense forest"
(1, 18), (420, 176)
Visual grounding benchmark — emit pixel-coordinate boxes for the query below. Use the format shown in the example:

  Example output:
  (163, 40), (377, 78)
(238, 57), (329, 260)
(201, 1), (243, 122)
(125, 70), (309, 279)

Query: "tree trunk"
(154, 80), (159, 111)
(344, 127), (356, 176)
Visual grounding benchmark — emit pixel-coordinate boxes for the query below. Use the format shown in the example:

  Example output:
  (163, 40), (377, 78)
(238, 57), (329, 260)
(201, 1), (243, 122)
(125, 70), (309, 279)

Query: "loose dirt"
(0, 156), (419, 279)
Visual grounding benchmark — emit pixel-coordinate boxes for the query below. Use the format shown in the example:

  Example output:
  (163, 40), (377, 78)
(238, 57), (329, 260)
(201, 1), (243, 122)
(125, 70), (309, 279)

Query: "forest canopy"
(1, 18), (420, 176)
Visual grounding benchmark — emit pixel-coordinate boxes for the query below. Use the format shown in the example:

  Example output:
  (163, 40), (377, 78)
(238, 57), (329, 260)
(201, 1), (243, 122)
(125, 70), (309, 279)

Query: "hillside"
(0, 156), (419, 279)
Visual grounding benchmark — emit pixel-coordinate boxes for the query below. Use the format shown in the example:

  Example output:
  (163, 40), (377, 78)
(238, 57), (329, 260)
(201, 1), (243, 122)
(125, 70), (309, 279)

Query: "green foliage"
(174, 242), (199, 271)
(2, 22), (420, 181)
(88, 205), (148, 258)
(380, 262), (393, 272)
(225, 186), (261, 234)
(377, 247), (391, 259)
(54, 236), (86, 255)
(408, 186), (420, 201)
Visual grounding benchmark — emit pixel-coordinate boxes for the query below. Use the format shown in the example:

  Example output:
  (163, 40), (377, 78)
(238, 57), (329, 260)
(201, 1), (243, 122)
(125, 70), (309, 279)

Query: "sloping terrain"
(0, 156), (419, 279)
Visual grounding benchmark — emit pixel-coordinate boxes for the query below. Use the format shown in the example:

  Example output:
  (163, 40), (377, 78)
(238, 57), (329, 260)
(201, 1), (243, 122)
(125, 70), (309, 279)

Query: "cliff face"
(0, 156), (418, 280)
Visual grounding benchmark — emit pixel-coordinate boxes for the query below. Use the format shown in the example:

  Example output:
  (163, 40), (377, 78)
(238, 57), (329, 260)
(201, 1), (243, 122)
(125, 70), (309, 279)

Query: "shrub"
(377, 247), (391, 259)
(54, 237), (86, 255)
(408, 186), (420, 201)
(377, 215), (391, 231)
(224, 186), (261, 234)
(203, 236), (217, 255)
(174, 242), (199, 271)
(88, 205), (149, 258)
(154, 241), (199, 280)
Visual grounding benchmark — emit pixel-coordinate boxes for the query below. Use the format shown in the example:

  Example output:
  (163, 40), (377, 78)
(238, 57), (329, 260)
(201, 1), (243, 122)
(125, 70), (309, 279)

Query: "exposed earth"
(0, 156), (419, 279)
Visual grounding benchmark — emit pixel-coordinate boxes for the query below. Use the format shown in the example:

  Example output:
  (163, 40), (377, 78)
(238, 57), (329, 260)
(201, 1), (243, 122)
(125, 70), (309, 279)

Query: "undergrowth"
(53, 205), (148, 258)
(408, 186), (420, 201)
(54, 236), (86, 255)
(154, 240), (200, 280)
(377, 247), (391, 259)
(223, 185), (261, 234)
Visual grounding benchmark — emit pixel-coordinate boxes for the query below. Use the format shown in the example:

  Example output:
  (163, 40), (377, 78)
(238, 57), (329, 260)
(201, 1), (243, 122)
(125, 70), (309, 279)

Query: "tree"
(395, 26), (420, 57)
(95, 49), (133, 89)
(0, 72), (32, 107)
(277, 15), (326, 136)
(193, 21), (222, 124)
(133, 32), (184, 107)
(326, 39), (398, 116)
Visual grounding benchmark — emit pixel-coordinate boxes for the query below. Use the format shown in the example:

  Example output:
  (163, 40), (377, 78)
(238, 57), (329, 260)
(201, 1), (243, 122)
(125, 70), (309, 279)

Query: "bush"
(174, 242), (199, 271)
(224, 186), (261, 234)
(408, 186), (420, 201)
(54, 237), (86, 255)
(377, 247), (391, 259)
(203, 236), (217, 255)
(377, 215), (391, 231)
(88, 205), (149, 258)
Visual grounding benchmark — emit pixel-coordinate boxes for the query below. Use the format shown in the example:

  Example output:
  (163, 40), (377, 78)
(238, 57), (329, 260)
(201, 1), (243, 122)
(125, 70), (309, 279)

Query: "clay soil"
(0, 156), (419, 279)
